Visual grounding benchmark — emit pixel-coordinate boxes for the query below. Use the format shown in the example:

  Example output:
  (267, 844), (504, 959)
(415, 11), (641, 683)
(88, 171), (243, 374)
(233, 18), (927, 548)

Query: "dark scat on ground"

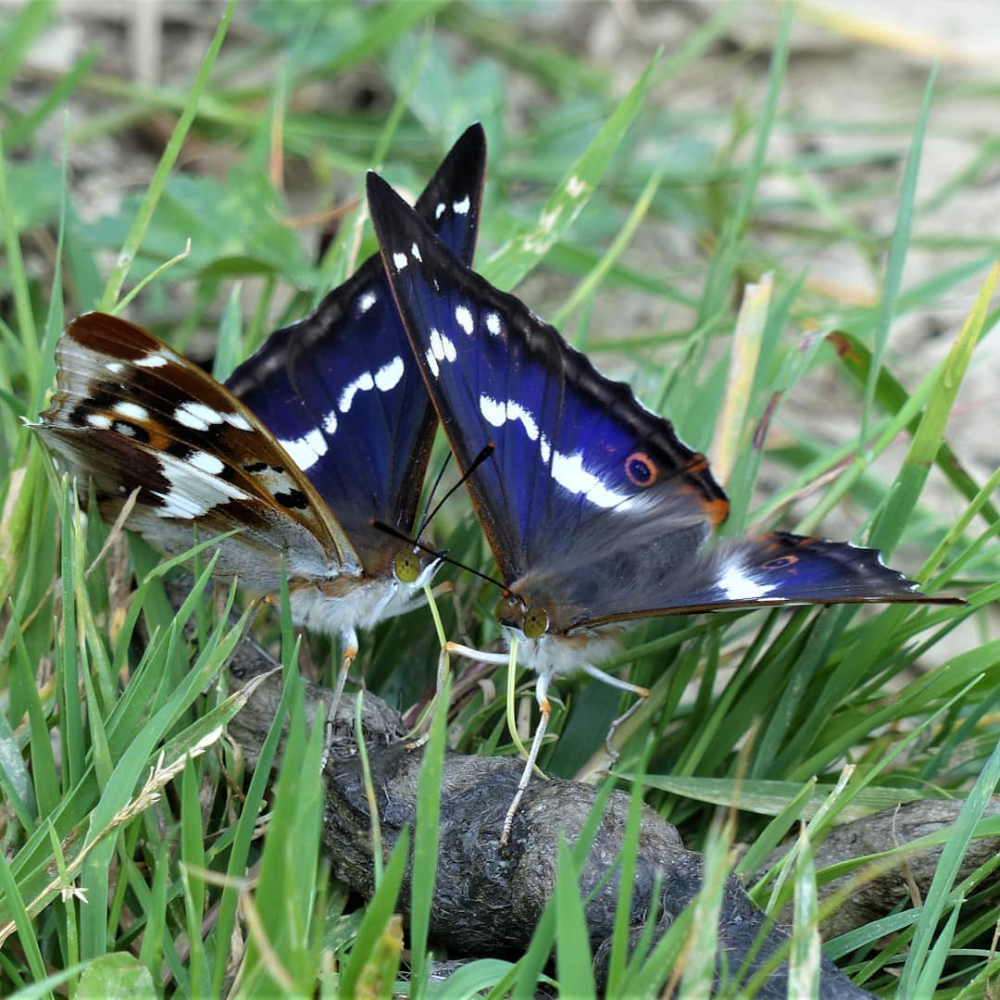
(225, 643), (869, 998)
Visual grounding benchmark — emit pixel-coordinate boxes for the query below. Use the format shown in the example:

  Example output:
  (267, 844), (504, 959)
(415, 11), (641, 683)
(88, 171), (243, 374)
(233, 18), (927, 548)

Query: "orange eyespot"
(762, 555), (798, 571)
(624, 451), (657, 487)
(523, 606), (549, 640)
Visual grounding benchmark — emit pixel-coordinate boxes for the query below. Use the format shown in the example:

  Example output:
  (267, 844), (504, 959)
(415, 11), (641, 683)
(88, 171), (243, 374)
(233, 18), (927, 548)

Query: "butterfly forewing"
(226, 125), (487, 574)
(367, 173), (727, 616)
(34, 312), (359, 591)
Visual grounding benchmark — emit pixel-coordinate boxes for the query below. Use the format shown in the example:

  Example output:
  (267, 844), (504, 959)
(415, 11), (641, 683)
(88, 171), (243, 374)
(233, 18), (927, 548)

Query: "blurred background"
(7, 1), (999, 501)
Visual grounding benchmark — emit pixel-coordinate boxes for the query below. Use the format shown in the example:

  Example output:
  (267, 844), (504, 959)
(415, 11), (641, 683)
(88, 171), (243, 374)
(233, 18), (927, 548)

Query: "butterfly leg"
(578, 662), (649, 760)
(402, 644), (452, 753)
(326, 626), (359, 728)
(500, 671), (554, 847)
(444, 641), (514, 665)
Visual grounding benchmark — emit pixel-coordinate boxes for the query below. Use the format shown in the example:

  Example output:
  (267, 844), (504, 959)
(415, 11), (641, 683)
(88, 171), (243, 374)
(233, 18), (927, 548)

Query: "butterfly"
(31, 125), (487, 703)
(365, 169), (963, 841)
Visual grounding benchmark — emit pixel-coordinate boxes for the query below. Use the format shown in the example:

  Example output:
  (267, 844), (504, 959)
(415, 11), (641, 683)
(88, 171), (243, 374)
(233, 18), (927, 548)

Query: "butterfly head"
(496, 592), (550, 640)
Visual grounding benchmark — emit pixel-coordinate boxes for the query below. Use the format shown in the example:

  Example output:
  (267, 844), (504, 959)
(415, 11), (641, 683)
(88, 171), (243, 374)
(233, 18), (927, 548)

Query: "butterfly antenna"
(416, 450), (454, 538)
(371, 518), (507, 593)
(418, 442), (495, 535)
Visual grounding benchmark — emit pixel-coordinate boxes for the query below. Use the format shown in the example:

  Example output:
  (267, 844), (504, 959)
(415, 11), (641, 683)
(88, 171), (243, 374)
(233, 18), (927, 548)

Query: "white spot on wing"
(453, 194), (470, 215)
(455, 305), (474, 336)
(87, 413), (112, 429)
(278, 428), (328, 472)
(153, 452), (249, 519)
(411, 242), (422, 261)
(486, 312), (501, 336)
(224, 412), (252, 432)
(339, 371), (375, 412)
(477, 396), (540, 442)
(322, 410), (338, 435)
(551, 450), (627, 508)
(393, 251), (408, 270)
(135, 353), (168, 368)
(507, 401), (539, 441)
(188, 451), (224, 475)
(480, 395), (506, 427)
(175, 402), (223, 431)
(106, 362), (124, 374)
(717, 562), (777, 600)
(357, 291), (377, 314)
(113, 401), (149, 422)
(435, 202), (446, 219)
(374, 355), (404, 392)
(428, 327), (456, 363)
(425, 350), (439, 378)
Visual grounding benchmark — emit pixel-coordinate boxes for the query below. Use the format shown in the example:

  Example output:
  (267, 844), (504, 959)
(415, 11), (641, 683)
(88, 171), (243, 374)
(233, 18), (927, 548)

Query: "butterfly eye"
(523, 606), (549, 640)
(762, 555), (798, 570)
(496, 594), (526, 629)
(624, 451), (657, 487)
(392, 547), (423, 583)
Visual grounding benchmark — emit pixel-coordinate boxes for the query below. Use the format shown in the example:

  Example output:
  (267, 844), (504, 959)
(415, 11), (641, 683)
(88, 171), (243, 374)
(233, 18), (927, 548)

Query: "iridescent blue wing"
(368, 175), (959, 632)
(226, 125), (486, 575)
(367, 172), (728, 622)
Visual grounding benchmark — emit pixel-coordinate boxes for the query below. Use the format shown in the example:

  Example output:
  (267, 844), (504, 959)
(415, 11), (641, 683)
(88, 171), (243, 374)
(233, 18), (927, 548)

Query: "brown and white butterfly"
(31, 126), (487, 701)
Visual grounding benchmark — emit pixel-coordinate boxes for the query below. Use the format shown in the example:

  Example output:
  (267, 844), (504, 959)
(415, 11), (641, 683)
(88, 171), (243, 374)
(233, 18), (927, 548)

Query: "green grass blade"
(788, 826), (821, 999)
(913, 899), (962, 997)
(98, 0), (237, 310)
(483, 52), (660, 291)
(551, 165), (665, 327)
(180, 759), (209, 996)
(409, 676), (450, 999)
(827, 330), (998, 527)
(695, 2), (790, 329)
(338, 827), (410, 998)
(871, 262), (999, 553)
(241, 686), (325, 996)
(213, 283), (244, 381)
(554, 838), (597, 999)
(0, 0), (52, 96)
(860, 65), (937, 450)
(898, 737), (1000, 992)
(211, 662), (299, 996)
(679, 817), (729, 995)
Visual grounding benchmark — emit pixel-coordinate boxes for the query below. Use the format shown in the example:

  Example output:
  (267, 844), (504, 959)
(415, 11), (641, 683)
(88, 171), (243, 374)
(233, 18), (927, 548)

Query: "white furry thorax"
(500, 625), (624, 679)
(289, 577), (406, 635)
(287, 553), (439, 637)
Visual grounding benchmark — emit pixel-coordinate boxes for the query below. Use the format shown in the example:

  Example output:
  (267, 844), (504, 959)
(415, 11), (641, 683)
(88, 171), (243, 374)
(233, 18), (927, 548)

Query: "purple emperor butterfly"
(31, 126), (487, 703)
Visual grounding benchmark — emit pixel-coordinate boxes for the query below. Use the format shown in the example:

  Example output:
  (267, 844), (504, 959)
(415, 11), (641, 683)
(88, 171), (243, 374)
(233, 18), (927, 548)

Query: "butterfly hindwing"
(367, 171), (728, 623)
(226, 125), (487, 574)
(33, 312), (358, 592)
(580, 531), (937, 626)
